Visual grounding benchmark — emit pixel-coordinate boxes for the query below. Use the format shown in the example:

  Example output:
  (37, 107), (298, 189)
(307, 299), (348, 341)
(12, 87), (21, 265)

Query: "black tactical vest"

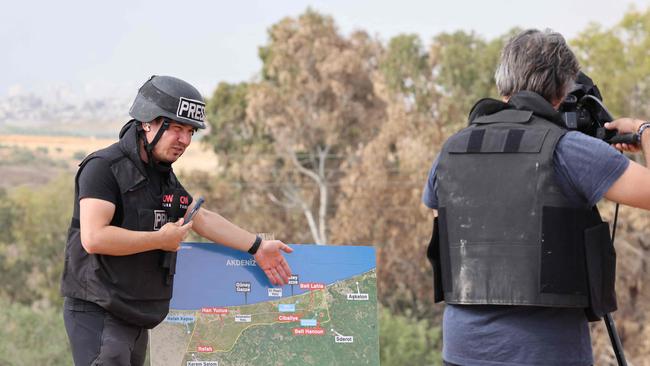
(427, 92), (617, 320)
(61, 121), (187, 328)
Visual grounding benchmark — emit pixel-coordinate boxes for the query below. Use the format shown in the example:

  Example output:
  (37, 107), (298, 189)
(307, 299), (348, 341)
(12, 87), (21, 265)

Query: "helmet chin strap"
(139, 118), (172, 172)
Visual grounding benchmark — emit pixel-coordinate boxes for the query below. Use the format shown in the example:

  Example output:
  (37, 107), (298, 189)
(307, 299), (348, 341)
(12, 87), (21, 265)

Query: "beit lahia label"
(150, 243), (378, 365)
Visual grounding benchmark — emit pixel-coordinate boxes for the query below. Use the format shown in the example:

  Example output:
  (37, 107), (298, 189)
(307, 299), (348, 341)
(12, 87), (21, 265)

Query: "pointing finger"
(270, 268), (283, 285)
(264, 269), (278, 286)
(275, 264), (289, 284)
(282, 260), (292, 279)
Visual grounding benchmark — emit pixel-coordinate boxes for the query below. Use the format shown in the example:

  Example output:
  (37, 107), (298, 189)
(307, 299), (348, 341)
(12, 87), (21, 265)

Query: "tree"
(245, 9), (386, 244)
(379, 34), (434, 114)
(204, 82), (273, 169)
(331, 33), (441, 317)
(379, 306), (442, 366)
(331, 30), (507, 318)
(572, 9), (650, 119)
(430, 30), (506, 133)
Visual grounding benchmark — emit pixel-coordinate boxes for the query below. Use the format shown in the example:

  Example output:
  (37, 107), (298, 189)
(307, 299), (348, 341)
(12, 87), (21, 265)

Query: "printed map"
(150, 243), (378, 366)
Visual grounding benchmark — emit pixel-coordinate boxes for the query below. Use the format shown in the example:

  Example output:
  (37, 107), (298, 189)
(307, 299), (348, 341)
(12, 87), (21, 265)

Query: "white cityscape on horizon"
(0, 79), (223, 136)
(0, 83), (134, 136)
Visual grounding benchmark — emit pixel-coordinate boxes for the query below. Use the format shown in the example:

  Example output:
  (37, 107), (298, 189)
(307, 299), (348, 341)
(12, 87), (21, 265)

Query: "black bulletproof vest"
(428, 92), (617, 319)
(61, 122), (185, 329)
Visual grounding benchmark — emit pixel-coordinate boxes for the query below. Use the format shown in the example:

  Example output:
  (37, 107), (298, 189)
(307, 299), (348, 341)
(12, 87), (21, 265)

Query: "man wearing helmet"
(61, 76), (293, 365)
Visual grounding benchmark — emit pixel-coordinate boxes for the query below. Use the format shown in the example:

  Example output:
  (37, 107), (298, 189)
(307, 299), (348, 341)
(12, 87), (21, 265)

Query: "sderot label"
(335, 335), (354, 343)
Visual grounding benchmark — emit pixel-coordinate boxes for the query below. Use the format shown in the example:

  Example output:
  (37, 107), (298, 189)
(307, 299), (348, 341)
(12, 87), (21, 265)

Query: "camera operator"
(423, 29), (649, 365)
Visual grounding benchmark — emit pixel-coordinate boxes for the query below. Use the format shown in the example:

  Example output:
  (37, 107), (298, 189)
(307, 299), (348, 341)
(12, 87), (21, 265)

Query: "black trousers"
(63, 297), (148, 366)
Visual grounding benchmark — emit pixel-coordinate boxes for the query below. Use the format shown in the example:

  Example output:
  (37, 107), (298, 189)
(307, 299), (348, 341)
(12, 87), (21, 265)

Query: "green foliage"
(431, 30), (504, 124)
(0, 145), (66, 168)
(0, 188), (16, 244)
(379, 307), (442, 366)
(0, 173), (73, 307)
(258, 8), (336, 84)
(572, 9), (650, 118)
(204, 82), (273, 161)
(72, 150), (87, 161)
(380, 34), (433, 112)
(1, 145), (37, 165)
(0, 298), (72, 365)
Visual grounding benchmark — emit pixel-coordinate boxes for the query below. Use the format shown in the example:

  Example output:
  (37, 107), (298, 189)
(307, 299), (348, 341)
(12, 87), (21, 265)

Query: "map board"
(150, 243), (379, 365)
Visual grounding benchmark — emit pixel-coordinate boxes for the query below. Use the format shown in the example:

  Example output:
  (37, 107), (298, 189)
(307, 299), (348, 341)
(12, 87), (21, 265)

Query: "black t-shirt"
(76, 157), (185, 226)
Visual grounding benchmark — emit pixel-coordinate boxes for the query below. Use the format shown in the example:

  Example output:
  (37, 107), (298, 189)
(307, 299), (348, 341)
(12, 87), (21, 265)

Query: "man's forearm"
(81, 226), (161, 256)
(192, 209), (256, 252)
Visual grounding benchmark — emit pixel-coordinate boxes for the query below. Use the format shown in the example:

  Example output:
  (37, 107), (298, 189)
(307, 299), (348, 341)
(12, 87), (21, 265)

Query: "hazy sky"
(3, 0), (649, 99)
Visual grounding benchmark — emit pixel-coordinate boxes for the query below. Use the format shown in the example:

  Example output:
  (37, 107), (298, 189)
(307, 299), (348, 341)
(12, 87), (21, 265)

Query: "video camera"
(559, 72), (637, 145)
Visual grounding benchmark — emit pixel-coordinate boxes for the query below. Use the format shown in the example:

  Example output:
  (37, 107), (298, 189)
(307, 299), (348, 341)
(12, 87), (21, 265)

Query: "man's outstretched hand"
(254, 240), (294, 286)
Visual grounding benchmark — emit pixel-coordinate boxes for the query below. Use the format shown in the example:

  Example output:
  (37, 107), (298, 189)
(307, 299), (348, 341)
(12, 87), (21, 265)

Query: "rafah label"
(177, 97), (205, 123)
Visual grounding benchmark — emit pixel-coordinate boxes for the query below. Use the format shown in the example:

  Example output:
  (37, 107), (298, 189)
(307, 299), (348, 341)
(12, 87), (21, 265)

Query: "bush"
(0, 298), (72, 365)
(0, 145), (66, 168)
(0, 174), (73, 306)
(72, 150), (87, 161)
(380, 307), (442, 366)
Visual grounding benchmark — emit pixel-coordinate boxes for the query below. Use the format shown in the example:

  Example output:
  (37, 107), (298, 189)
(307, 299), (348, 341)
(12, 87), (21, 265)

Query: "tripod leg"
(604, 313), (627, 366)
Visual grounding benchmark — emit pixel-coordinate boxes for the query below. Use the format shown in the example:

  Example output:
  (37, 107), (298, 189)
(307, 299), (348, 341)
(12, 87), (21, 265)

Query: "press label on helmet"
(177, 97), (205, 123)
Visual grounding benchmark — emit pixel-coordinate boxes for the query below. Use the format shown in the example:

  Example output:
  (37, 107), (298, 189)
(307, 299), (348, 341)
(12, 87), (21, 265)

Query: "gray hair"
(495, 29), (579, 104)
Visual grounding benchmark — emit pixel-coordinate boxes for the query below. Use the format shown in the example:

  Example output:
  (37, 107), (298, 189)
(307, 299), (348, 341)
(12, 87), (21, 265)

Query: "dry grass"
(0, 134), (220, 173)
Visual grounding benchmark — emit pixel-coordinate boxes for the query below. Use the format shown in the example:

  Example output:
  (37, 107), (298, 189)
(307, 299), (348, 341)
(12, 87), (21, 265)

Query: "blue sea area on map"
(170, 243), (376, 310)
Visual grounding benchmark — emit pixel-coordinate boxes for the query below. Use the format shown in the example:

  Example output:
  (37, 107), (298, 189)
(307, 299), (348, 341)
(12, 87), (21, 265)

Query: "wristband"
(638, 122), (650, 141)
(247, 235), (262, 255)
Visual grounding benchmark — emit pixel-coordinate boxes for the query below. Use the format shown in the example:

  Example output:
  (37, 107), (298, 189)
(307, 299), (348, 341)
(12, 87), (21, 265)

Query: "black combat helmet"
(129, 75), (207, 130)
